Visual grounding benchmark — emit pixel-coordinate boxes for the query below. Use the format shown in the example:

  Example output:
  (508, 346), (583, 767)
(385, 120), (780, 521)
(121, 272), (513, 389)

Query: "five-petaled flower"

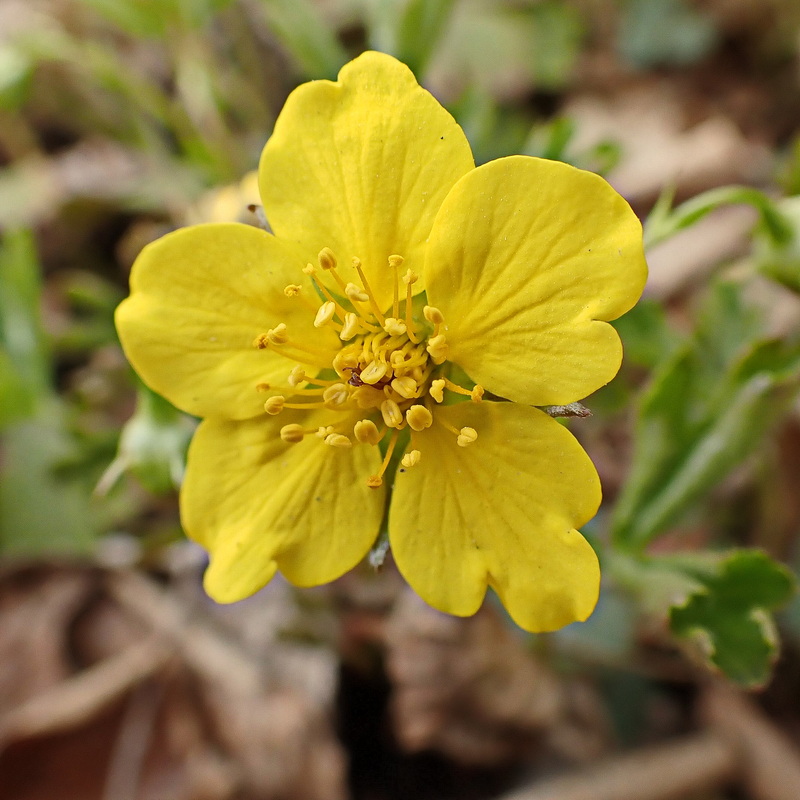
(116, 51), (647, 632)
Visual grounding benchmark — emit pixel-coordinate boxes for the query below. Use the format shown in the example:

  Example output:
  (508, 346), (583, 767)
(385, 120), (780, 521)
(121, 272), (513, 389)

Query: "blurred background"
(3, 1), (800, 798)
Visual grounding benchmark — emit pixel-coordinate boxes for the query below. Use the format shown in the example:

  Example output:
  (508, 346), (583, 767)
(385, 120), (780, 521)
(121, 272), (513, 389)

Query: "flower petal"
(259, 50), (474, 310)
(425, 156), (647, 405)
(181, 411), (385, 602)
(116, 223), (339, 420)
(389, 401), (600, 632)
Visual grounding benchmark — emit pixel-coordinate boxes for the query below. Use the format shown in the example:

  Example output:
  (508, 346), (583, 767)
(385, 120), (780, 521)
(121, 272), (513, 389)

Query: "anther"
(402, 269), (419, 286)
(324, 433), (352, 448)
(429, 379), (445, 403)
(388, 254), (404, 269)
(383, 317), (407, 336)
(264, 396), (286, 415)
(470, 385), (484, 403)
(303, 264), (316, 276)
(253, 334), (269, 349)
(367, 476), (383, 488)
(316, 425), (335, 438)
(391, 376), (418, 399)
(367, 428), (400, 488)
(256, 382), (271, 392)
(287, 365), (306, 386)
(284, 284), (302, 297)
(380, 399), (403, 428)
(361, 360), (388, 385)
(406, 405), (433, 432)
(423, 306), (444, 325)
(268, 324), (289, 345)
(280, 424), (305, 443)
(322, 383), (350, 408)
(340, 312), (361, 340)
(401, 449), (421, 468)
(457, 427), (478, 447)
(318, 247), (337, 271)
(426, 334), (449, 364)
(333, 349), (360, 373)
(345, 282), (369, 303)
(314, 301), (336, 328)
(354, 419), (382, 445)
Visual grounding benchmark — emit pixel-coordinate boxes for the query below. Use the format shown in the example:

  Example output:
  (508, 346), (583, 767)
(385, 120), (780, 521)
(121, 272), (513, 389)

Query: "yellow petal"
(389, 401), (601, 632)
(181, 410), (385, 602)
(116, 223), (339, 420)
(425, 156), (647, 405)
(259, 50), (474, 311)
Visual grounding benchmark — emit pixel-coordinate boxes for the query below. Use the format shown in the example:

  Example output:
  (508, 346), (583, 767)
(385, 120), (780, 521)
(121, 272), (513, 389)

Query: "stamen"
(361, 360), (388, 385)
(401, 449), (421, 468)
(280, 424), (306, 443)
(287, 365), (306, 386)
(383, 317), (407, 336)
(264, 396), (285, 415)
(367, 428), (400, 488)
(457, 427), (478, 447)
(390, 376), (418, 399)
(429, 379), (445, 403)
(322, 383), (350, 408)
(340, 312), (361, 341)
(314, 301), (337, 328)
(324, 432), (352, 448)
(318, 247), (337, 271)
(353, 257), (385, 324)
(403, 269), (421, 344)
(352, 386), (385, 409)
(406, 404), (433, 431)
(304, 264), (348, 321)
(380, 398), (403, 428)
(388, 254), (404, 319)
(426, 334), (449, 364)
(284, 284), (302, 297)
(443, 377), (484, 403)
(354, 418), (382, 445)
(316, 425), (336, 438)
(345, 282), (369, 303)
(268, 324), (288, 344)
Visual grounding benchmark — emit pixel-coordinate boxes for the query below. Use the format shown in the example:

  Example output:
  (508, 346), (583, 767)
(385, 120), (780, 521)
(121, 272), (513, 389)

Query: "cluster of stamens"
(253, 247), (483, 487)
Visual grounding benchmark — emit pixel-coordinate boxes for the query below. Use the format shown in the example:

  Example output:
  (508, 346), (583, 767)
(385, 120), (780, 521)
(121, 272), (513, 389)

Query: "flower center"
(253, 248), (483, 487)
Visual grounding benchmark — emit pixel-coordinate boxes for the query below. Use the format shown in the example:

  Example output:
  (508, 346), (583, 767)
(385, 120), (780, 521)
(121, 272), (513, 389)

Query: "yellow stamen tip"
(367, 475), (383, 489)
(426, 333), (448, 364)
(380, 398), (403, 428)
(267, 324), (288, 345)
(471, 385), (484, 403)
(423, 306), (445, 325)
(345, 282), (369, 303)
(280, 423), (305, 443)
(318, 247), (337, 271)
(406, 404), (433, 432)
(322, 383), (349, 408)
(314, 301), (336, 328)
(391, 376), (418, 399)
(264, 396), (285, 415)
(316, 425), (335, 439)
(430, 379), (445, 403)
(354, 419), (382, 445)
(457, 427), (478, 447)
(361, 360), (389, 385)
(284, 284), (302, 297)
(303, 264), (316, 276)
(256, 382), (271, 392)
(340, 312), (361, 341)
(325, 433), (352, 448)
(287, 365), (306, 386)
(383, 317), (407, 336)
(403, 269), (419, 285)
(388, 254), (404, 269)
(401, 449), (421, 468)
(253, 334), (269, 349)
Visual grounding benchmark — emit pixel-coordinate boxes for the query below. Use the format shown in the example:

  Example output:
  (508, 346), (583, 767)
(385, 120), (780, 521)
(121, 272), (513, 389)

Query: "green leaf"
(753, 195), (800, 294)
(669, 551), (795, 687)
(611, 298), (683, 370)
(611, 282), (800, 547)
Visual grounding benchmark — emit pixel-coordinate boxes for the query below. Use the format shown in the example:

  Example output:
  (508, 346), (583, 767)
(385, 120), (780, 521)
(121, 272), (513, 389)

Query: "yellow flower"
(115, 52), (647, 632)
